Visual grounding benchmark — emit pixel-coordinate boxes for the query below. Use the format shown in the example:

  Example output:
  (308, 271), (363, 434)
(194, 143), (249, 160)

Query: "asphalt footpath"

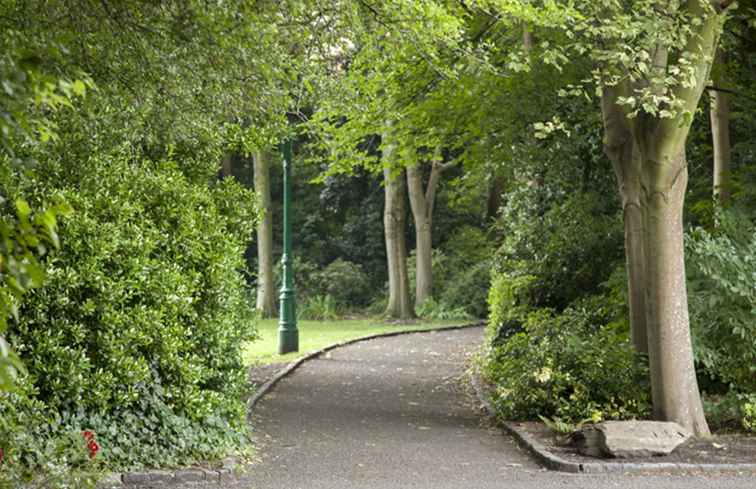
(218, 326), (756, 489)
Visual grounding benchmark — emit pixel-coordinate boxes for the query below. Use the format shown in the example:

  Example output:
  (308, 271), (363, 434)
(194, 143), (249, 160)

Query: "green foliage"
(0, 199), (70, 391)
(704, 392), (756, 434)
(312, 259), (372, 308)
(434, 226), (493, 318)
(298, 295), (341, 321)
(486, 274), (535, 346)
(416, 298), (471, 321)
(0, 386), (101, 489)
(687, 207), (756, 394)
(3, 153), (257, 470)
(439, 260), (492, 319)
(287, 258), (372, 310)
(482, 294), (650, 423)
(494, 188), (623, 310)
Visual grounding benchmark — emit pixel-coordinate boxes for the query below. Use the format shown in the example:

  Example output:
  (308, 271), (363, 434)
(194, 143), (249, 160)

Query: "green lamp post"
(278, 139), (298, 354)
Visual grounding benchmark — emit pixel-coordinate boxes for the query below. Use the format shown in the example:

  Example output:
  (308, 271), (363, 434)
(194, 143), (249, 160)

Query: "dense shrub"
(482, 293), (650, 423)
(298, 295), (341, 321)
(436, 226), (493, 318)
(486, 273), (536, 345)
(285, 258), (371, 309)
(439, 260), (492, 318)
(312, 259), (371, 307)
(416, 298), (471, 321)
(2, 154), (257, 470)
(687, 207), (755, 392)
(494, 188), (623, 310)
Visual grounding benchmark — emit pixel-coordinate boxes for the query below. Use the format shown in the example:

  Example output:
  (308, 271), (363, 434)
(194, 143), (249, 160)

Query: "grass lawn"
(244, 317), (474, 366)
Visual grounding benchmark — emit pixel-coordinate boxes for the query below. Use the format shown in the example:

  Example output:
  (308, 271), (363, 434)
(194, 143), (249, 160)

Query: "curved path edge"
(97, 321), (484, 488)
(247, 321), (484, 415)
(470, 371), (756, 475)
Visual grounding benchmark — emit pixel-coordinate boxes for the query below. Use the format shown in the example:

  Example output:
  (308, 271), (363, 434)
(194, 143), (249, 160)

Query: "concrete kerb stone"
(470, 370), (756, 476)
(100, 321), (483, 487)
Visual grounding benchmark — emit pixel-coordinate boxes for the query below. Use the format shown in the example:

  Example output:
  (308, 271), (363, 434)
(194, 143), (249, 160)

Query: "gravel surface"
(179, 326), (756, 489)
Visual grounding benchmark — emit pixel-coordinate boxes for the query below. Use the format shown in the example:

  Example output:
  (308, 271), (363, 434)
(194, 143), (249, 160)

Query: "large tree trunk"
(709, 50), (731, 203)
(601, 88), (649, 354)
(599, 1), (724, 432)
(254, 151), (276, 317)
(383, 136), (413, 319)
(406, 156), (445, 308)
(641, 149), (709, 436)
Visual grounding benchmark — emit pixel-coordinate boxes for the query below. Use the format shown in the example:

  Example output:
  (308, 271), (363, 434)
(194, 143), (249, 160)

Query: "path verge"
(98, 321), (482, 488)
(470, 371), (756, 475)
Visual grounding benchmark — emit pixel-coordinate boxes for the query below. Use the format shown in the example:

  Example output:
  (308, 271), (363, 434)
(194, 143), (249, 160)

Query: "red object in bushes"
(82, 431), (100, 459)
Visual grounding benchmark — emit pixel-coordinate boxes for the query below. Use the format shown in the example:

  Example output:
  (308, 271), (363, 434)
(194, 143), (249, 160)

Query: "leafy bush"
(482, 294), (650, 423)
(298, 295), (341, 321)
(486, 273), (536, 346)
(687, 207), (756, 394)
(435, 227), (494, 318)
(312, 259), (371, 307)
(285, 258), (371, 309)
(493, 188), (623, 310)
(416, 298), (472, 321)
(704, 392), (756, 434)
(439, 260), (492, 318)
(3, 155), (257, 470)
(0, 384), (102, 489)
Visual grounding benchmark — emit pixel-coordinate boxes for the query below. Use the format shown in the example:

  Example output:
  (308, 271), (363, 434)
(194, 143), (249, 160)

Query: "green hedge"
(1, 154), (257, 473)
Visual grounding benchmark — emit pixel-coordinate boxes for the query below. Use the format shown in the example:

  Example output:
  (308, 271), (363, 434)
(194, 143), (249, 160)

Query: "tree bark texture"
(601, 87), (649, 354)
(254, 151), (276, 317)
(709, 50), (731, 203)
(595, 2), (727, 435)
(383, 140), (414, 319)
(406, 158), (444, 308)
(640, 150), (709, 436)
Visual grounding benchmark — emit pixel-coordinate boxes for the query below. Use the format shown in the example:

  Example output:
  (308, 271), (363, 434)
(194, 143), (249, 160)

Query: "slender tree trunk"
(383, 135), (413, 319)
(709, 50), (731, 203)
(601, 88), (648, 354)
(523, 24), (534, 53)
(407, 148), (449, 308)
(486, 175), (504, 221)
(641, 149), (710, 436)
(221, 153), (233, 178)
(254, 151), (276, 317)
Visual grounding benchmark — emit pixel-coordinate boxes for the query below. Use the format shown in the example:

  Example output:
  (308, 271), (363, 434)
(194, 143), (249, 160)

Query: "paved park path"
(221, 326), (756, 489)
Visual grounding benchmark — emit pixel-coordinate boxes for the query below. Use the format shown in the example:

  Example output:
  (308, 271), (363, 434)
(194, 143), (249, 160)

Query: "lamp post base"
(278, 328), (299, 355)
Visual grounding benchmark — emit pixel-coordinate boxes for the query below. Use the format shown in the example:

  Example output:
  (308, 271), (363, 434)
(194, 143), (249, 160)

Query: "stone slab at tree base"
(573, 421), (692, 458)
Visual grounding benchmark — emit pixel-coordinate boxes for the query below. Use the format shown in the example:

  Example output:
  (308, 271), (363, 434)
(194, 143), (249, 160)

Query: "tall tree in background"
(254, 151), (276, 317)
(709, 49), (732, 203)
(383, 132), (414, 319)
(406, 148), (452, 307)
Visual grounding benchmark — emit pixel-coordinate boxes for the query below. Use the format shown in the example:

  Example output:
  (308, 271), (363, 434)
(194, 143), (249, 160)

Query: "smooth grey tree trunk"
(254, 151), (276, 317)
(601, 88), (649, 354)
(593, 0), (730, 434)
(710, 50), (731, 203)
(383, 137), (413, 319)
(641, 151), (709, 436)
(406, 156), (445, 308)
